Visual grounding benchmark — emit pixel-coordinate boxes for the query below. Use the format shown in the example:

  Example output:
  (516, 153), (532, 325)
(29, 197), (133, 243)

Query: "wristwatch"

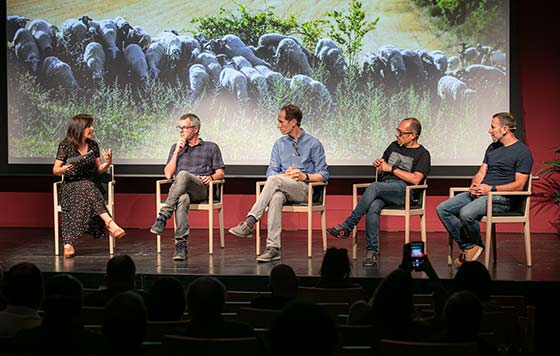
(491, 185), (497, 192)
(391, 165), (398, 174)
(304, 173), (310, 183)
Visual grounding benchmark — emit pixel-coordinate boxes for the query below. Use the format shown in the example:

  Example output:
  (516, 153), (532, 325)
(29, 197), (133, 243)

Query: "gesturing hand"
(102, 149), (112, 164)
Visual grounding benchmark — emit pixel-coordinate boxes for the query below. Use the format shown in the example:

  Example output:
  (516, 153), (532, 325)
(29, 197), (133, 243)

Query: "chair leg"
(420, 213), (427, 254)
(404, 214), (410, 244)
(208, 208), (213, 255)
(484, 222), (492, 267)
(524, 221), (532, 267)
(54, 212), (60, 256)
(448, 236), (453, 266)
(491, 224), (497, 263)
(219, 207), (225, 249)
(352, 228), (358, 260)
(321, 210), (327, 252)
(109, 233), (114, 255)
(157, 234), (161, 254)
(307, 210), (312, 259)
(256, 221), (261, 256)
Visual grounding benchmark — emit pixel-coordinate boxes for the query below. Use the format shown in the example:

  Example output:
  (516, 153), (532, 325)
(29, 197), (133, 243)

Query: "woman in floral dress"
(52, 114), (125, 258)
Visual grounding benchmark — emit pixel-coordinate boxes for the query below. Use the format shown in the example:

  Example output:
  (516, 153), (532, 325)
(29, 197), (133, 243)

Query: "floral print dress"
(56, 139), (109, 245)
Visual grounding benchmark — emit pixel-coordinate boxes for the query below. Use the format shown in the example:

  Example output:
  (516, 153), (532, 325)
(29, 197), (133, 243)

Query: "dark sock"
(246, 215), (257, 229)
(158, 213), (168, 222)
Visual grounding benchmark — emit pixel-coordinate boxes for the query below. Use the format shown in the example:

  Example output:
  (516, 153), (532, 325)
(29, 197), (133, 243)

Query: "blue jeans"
(436, 192), (512, 251)
(343, 180), (406, 253)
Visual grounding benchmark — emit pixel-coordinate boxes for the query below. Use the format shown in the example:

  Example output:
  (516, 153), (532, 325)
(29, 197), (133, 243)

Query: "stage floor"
(0, 228), (558, 285)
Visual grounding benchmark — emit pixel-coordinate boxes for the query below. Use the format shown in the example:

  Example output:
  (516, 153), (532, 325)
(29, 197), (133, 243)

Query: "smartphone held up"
(404, 241), (425, 271)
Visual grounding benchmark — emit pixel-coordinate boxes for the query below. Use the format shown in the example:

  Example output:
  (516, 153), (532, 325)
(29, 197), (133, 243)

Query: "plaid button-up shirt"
(167, 138), (224, 176)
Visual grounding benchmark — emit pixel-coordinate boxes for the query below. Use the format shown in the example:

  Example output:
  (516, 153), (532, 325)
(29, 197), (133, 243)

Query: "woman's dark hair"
(64, 114), (93, 150)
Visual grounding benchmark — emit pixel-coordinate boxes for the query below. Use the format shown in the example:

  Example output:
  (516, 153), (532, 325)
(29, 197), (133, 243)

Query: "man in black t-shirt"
(437, 112), (533, 267)
(328, 118), (431, 267)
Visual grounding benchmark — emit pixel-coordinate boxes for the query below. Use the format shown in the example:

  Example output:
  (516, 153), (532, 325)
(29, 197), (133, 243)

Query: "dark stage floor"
(1, 228), (558, 286)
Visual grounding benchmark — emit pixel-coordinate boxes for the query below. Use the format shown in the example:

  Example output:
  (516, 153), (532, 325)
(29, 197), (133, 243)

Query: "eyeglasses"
(396, 128), (413, 137)
(177, 125), (195, 131)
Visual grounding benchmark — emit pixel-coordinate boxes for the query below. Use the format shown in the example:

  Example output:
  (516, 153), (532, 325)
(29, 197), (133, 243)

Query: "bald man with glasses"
(150, 113), (225, 261)
(327, 117), (431, 267)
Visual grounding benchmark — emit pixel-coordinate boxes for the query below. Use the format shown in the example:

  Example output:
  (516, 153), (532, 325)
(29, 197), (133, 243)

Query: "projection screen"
(4, 0), (510, 175)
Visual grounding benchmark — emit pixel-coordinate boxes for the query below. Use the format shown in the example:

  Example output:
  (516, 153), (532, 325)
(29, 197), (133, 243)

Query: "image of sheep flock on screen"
(6, 0), (508, 166)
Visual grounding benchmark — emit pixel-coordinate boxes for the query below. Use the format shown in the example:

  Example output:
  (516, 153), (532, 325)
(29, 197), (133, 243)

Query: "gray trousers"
(248, 175), (308, 249)
(160, 171), (208, 241)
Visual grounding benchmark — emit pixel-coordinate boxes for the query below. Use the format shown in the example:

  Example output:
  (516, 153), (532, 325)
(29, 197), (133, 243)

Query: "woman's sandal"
(106, 219), (126, 240)
(64, 244), (75, 258)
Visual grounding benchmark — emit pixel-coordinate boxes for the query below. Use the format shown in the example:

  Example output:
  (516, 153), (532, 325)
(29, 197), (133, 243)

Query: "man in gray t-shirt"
(437, 112), (533, 267)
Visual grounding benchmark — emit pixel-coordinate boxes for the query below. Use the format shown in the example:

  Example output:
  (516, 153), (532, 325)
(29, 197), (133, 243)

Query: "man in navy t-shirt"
(437, 112), (533, 267)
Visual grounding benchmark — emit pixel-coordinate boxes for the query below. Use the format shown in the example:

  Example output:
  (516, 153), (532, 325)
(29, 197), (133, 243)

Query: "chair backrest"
(480, 310), (520, 349)
(337, 325), (380, 346)
(374, 170), (427, 209)
(226, 291), (272, 303)
(163, 335), (259, 356)
(96, 165), (115, 203)
(516, 175), (532, 215)
(145, 320), (191, 342)
(379, 339), (478, 356)
(81, 306), (105, 325)
(297, 286), (368, 304)
(238, 307), (281, 329)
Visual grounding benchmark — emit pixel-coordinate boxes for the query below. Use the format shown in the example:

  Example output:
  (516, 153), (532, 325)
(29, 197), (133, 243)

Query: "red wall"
(1, 1), (558, 234)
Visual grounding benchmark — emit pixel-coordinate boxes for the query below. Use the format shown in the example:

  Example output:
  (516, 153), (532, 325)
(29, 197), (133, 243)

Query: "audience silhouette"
(15, 273), (103, 355)
(102, 290), (147, 356)
(0, 262), (43, 337)
(453, 261), (499, 312)
(182, 276), (255, 338)
(316, 247), (361, 289)
(269, 300), (338, 356)
(147, 277), (186, 321)
(250, 264), (298, 310)
(443, 290), (499, 356)
(84, 254), (144, 307)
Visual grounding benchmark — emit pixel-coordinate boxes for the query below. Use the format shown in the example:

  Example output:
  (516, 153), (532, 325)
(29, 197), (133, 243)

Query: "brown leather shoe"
(64, 244), (75, 258)
(106, 219), (126, 240)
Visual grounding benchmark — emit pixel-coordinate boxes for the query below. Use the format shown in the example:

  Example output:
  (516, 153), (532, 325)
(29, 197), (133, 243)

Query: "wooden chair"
(351, 175), (428, 259)
(379, 339), (478, 356)
(255, 181), (328, 258)
(155, 178), (225, 254)
(53, 165), (116, 256)
(163, 335), (259, 356)
(297, 286), (368, 304)
(448, 175), (533, 267)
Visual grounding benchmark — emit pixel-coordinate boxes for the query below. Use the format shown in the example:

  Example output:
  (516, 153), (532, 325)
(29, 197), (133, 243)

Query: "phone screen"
(410, 241), (425, 271)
